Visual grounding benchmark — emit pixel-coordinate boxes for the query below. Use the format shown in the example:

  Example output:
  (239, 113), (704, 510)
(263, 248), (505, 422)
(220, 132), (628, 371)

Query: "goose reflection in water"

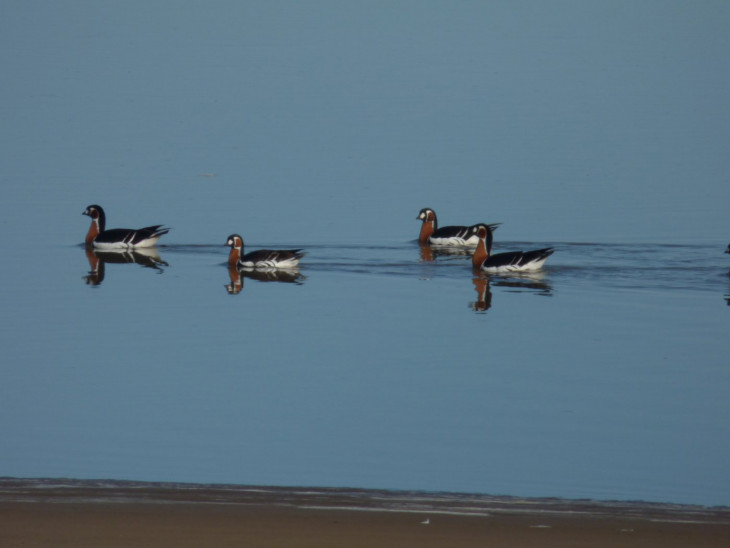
(470, 273), (552, 312)
(84, 246), (168, 286)
(418, 243), (472, 263)
(225, 265), (305, 295)
(725, 244), (730, 306)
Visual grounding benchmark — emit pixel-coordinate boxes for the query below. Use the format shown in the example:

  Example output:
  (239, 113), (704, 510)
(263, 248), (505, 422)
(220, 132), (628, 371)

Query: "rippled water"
(1, 1), (729, 507)
(1, 237), (728, 506)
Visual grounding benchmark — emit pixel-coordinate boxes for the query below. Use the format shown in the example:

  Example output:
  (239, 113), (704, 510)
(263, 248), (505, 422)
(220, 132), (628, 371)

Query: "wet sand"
(1, 478), (728, 547)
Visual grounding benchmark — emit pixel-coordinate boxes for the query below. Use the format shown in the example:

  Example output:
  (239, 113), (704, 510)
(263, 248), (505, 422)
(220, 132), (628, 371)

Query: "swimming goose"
(82, 204), (169, 249)
(471, 224), (554, 273)
(226, 234), (305, 269)
(417, 207), (498, 246)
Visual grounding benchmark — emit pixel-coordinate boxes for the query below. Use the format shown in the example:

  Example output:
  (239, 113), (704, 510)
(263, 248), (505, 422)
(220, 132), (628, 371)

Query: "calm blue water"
(1, 1), (729, 507)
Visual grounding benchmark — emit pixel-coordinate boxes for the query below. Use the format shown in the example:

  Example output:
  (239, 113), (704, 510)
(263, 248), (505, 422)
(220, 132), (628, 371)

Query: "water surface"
(0, 1), (728, 507)
(1, 238), (728, 506)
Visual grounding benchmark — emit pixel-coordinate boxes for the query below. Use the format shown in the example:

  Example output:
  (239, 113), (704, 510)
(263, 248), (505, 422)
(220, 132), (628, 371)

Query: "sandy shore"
(1, 478), (728, 547)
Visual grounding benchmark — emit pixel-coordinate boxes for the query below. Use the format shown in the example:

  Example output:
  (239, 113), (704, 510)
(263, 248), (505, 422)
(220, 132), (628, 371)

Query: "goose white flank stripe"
(82, 204), (169, 249)
(417, 207), (498, 247)
(226, 234), (305, 270)
(472, 224), (554, 273)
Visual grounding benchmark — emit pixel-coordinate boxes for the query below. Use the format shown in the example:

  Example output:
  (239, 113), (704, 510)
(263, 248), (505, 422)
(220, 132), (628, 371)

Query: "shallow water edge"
(2, 477), (728, 522)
